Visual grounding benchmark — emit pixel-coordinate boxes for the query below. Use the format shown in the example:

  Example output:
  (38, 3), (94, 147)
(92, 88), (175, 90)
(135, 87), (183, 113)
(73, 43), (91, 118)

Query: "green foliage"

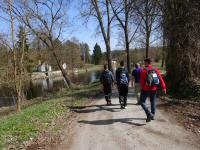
(80, 43), (91, 64)
(0, 82), (101, 149)
(93, 43), (102, 65)
(62, 40), (83, 69)
(0, 98), (68, 149)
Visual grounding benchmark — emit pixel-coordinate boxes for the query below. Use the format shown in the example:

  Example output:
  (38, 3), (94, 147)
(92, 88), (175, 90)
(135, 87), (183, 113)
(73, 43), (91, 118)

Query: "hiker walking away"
(100, 64), (114, 105)
(116, 61), (129, 109)
(131, 63), (142, 105)
(140, 58), (166, 122)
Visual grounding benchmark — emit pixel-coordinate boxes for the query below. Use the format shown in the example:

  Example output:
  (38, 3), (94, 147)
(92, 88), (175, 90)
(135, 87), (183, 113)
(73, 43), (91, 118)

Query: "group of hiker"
(100, 58), (166, 122)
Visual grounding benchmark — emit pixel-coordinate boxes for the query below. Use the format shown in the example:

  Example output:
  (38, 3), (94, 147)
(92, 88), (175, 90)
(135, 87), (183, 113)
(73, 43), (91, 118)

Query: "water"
(0, 70), (101, 107)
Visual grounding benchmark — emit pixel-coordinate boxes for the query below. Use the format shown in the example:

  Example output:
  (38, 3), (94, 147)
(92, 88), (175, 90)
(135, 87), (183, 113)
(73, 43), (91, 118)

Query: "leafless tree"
(0, 0), (27, 111)
(81, 0), (113, 71)
(134, 0), (161, 58)
(6, 0), (71, 87)
(109, 0), (141, 73)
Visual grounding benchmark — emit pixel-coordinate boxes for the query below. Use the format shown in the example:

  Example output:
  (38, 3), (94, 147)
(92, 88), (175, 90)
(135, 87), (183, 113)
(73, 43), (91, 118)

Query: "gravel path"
(57, 89), (200, 150)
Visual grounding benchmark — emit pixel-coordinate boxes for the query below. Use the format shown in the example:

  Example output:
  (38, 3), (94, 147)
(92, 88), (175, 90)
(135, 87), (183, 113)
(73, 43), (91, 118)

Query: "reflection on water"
(0, 70), (101, 107)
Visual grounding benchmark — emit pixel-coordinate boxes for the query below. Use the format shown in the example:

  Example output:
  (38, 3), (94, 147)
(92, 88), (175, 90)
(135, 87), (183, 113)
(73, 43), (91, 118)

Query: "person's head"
(120, 61), (124, 67)
(104, 64), (108, 70)
(144, 58), (152, 67)
(135, 63), (140, 68)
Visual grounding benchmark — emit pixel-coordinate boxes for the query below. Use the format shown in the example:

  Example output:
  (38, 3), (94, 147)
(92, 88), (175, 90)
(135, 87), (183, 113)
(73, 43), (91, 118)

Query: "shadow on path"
(72, 103), (138, 113)
(78, 118), (146, 126)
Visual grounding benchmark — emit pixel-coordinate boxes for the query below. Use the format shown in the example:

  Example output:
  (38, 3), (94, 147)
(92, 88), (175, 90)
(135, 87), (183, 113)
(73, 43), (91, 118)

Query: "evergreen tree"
(93, 43), (102, 65)
(17, 25), (29, 52)
(84, 43), (91, 63)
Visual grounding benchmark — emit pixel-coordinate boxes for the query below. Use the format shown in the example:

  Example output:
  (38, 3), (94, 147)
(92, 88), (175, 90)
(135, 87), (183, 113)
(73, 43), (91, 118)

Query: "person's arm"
(156, 69), (166, 94)
(111, 72), (114, 82)
(115, 69), (118, 83)
(126, 69), (129, 83)
(110, 71), (115, 86)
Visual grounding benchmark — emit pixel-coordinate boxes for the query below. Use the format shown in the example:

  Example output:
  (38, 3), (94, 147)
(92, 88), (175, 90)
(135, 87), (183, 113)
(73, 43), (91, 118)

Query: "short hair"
(135, 63), (140, 68)
(104, 64), (108, 70)
(144, 58), (152, 64)
(120, 61), (124, 66)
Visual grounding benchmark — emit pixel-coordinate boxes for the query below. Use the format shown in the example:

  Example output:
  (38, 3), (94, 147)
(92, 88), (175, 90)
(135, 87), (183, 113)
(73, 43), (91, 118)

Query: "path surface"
(57, 89), (200, 150)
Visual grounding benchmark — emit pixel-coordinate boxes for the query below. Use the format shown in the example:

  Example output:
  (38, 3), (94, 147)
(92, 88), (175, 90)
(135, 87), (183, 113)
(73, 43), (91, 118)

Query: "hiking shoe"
(146, 114), (153, 122)
(106, 101), (109, 105)
(136, 102), (141, 105)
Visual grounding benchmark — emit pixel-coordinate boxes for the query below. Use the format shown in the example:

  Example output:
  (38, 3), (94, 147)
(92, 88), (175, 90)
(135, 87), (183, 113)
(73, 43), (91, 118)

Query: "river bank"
(0, 81), (102, 150)
(31, 65), (102, 80)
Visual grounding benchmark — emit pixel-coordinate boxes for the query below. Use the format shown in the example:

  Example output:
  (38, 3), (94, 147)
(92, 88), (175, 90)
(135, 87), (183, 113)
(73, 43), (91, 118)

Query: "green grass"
(0, 82), (101, 149)
(69, 65), (102, 75)
(0, 98), (67, 149)
(152, 62), (166, 75)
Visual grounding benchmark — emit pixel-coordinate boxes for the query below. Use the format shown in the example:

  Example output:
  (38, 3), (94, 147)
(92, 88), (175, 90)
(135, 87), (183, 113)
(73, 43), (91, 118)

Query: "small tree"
(63, 40), (83, 69)
(134, 0), (161, 58)
(81, 0), (113, 71)
(84, 43), (91, 64)
(93, 43), (102, 65)
(80, 43), (91, 64)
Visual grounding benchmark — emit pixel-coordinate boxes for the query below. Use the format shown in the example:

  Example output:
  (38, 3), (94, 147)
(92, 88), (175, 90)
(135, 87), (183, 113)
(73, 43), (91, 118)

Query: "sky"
(0, 0), (161, 53)
(0, 0), (119, 53)
(65, 0), (120, 52)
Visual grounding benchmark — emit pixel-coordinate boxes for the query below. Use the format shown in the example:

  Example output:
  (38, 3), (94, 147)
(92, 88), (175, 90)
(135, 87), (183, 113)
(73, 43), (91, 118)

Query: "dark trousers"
(118, 84), (128, 106)
(140, 90), (157, 117)
(103, 84), (112, 102)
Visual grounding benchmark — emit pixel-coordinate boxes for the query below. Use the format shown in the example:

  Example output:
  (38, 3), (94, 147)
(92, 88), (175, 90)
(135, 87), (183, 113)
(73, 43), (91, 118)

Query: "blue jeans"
(140, 90), (157, 117)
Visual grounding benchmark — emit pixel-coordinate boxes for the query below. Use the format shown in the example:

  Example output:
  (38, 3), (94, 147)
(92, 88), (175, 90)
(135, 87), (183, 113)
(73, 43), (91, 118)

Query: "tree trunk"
(52, 50), (71, 87)
(10, 0), (22, 111)
(161, 34), (165, 68)
(93, 0), (113, 71)
(105, 43), (112, 71)
(106, 0), (112, 71)
(165, 0), (200, 98)
(145, 32), (150, 58)
(125, 29), (130, 73)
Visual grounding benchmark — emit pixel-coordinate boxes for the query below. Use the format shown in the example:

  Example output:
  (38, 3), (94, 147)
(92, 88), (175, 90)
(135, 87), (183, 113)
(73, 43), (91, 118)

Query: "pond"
(0, 70), (101, 107)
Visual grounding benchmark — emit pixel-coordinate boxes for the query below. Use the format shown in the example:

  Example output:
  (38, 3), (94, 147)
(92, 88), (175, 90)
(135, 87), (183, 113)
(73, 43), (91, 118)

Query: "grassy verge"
(0, 81), (101, 149)
(69, 65), (102, 75)
(152, 62), (166, 74)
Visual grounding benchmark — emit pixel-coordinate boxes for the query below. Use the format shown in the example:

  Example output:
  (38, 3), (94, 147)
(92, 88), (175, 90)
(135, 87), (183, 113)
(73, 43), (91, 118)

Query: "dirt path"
(56, 89), (200, 150)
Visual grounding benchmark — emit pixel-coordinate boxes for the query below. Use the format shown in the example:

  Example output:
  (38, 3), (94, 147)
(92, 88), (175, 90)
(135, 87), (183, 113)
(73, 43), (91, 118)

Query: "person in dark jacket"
(100, 64), (114, 105)
(116, 61), (129, 109)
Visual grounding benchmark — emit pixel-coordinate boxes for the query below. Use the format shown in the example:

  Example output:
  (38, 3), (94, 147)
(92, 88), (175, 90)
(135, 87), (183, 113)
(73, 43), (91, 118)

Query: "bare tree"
(109, 0), (141, 73)
(81, 0), (113, 71)
(7, 0), (71, 87)
(0, 0), (27, 111)
(134, 0), (161, 58)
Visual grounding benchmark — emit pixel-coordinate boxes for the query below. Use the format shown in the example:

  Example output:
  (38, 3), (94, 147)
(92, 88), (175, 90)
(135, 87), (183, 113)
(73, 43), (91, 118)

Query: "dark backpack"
(146, 68), (160, 86)
(119, 68), (128, 86)
(102, 71), (112, 85)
